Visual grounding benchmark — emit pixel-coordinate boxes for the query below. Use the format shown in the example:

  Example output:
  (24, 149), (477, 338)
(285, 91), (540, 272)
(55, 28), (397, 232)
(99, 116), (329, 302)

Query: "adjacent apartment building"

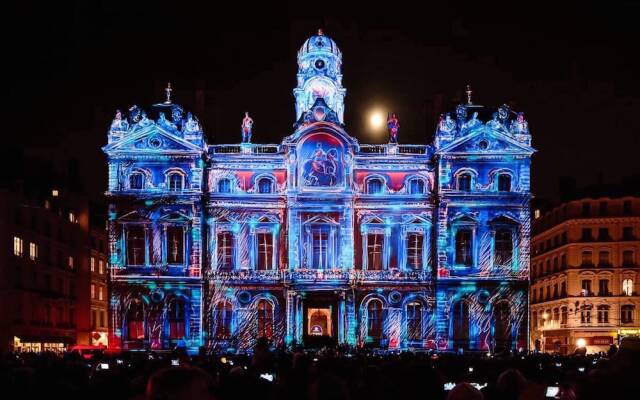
(530, 196), (640, 353)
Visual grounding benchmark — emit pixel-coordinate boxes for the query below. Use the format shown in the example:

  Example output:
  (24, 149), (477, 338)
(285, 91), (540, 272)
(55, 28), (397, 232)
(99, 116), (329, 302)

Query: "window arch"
(167, 298), (186, 340)
(623, 279), (634, 296)
(167, 171), (184, 191)
(366, 176), (385, 194)
(367, 299), (384, 340)
(407, 177), (426, 195)
(256, 299), (274, 340)
(129, 172), (145, 190)
(455, 170), (476, 192)
(256, 176), (275, 194)
(214, 300), (233, 339)
(217, 178), (232, 193)
(127, 300), (145, 340)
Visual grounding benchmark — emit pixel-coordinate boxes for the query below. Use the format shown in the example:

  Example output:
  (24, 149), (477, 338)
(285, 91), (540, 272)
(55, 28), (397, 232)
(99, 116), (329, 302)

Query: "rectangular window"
(217, 232), (234, 270)
(582, 202), (591, 217)
(367, 232), (384, 271)
(623, 251), (634, 266)
(13, 236), (24, 257)
(623, 200), (632, 216)
(581, 251), (593, 266)
(166, 226), (185, 264)
(126, 226), (146, 266)
(598, 279), (609, 296)
(598, 251), (610, 266)
(561, 232), (567, 244)
(581, 310), (591, 324)
(257, 232), (274, 270)
(406, 232), (424, 270)
(581, 280), (592, 295)
(68, 212), (75, 223)
(68, 256), (74, 270)
(91, 310), (96, 328)
(406, 302), (423, 341)
(91, 284), (95, 299)
(598, 228), (609, 241)
(99, 311), (105, 328)
(494, 229), (513, 267)
(311, 226), (330, 269)
(623, 227), (634, 241)
(561, 307), (567, 325)
(29, 242), (38, 261)
(599, 201), (608, 216)
(455, 229), (473, 267)
(98, 286), (104, 301)
(581, 228), (592, 241)
(597, 307), (609, 324)
(98, 260), (104, 274)
(90, 257), (95, 272)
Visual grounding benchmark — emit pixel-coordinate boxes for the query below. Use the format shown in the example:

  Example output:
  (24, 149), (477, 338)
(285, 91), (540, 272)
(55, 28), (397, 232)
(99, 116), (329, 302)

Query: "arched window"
(256, 300), (274, 340)
(126, 226), (146, 266)
(406, 301), (423, 341)
(457, 173), (472, 192)
(217, 179), (232, 193)
(497, 174), (512, 192)
(367, 178), (384, 194)
(451, 301), (470, 349)
(129, 172), (144, 190)
(597, 305), (609, 324)
(127, 301), (145, 340)
(494, 229), (513, 267)
(621, 305), (634, 323)
(367, 300), (384, 340)
(257, 177), (274, 194)
(214, 301), (233, 339)
(167, 298), (186, 340)
(493, 301), (512, 351)
(408, 178), (425, 194)
(168, 172), (184, 191)
(622, 279), (634, 296)
(455, 229), (473, 266)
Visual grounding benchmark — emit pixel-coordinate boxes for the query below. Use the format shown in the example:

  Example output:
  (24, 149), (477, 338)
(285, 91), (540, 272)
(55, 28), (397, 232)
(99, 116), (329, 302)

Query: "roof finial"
(164, 82), (173, 105)
(465, 84), (473, 105)
(317, 28), (324, 36)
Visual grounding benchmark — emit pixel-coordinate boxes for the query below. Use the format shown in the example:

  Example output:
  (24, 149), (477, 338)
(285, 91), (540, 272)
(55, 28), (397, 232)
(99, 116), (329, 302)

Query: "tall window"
(166, 226), (184, 264)
(257, 178), (274, 194)
(168, 173), (184, 191)
(217, 179), (232, 193)
(582, 202), (591, 217)
(621, 305), (634, 323)
(127, 226), (146, 266)
(367, 178), (384, 194)
(311, 226), (330, 269)
(623, 251), (634, 266)
(214, 301), (233, 339)
(127, 301), (145, 340)
(29, 242), (38, 261)
(581, 308), (591, 324)
(129, 172), (144, 189)
(599, 201), (608, 215)
(598, 251), (610, 266)
(581, 228), (592, 241)
(90, 257), (95, 272)
(367, 232), (384, 271)
(457, 173), (472, 191)
(497, 174), (511, 192)
(256, 300), (273, 340)
(167, 298), (186, 340)
(367, 300), (383, 340)
(256, 232), (274, 270)
(408, 178), (425, 194)
(452, 301), (470, 348)
(623, 227), (634, 240)
(13, 237), (23, 257)
(622, 279), (634, 296)
(561, 307), (568, 325)
(598, 228), (609, 241)
(406, 302), (423, 341)
(493, 301), (512, 350)
(217, 232), (234, 270)
(598, 279), (610, 295)
(597, 305), (609, 324)
(623, 200), (632, 215)
(455, 229), (473, 266)
(406, 232), (424, 270)
(561, 282), (567, 297)
(494, 229), (513, 267)
(581, 279), (592, 295)
(581, 251), (593, 266)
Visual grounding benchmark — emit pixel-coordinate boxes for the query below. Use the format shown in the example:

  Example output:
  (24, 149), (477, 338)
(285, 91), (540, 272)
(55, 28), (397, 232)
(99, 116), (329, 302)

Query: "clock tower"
(293, 30), (346, 123)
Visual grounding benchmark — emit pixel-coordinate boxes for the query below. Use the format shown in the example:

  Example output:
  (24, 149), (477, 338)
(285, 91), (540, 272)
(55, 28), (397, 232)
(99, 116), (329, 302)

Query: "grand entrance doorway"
(303, 292), (339, 348)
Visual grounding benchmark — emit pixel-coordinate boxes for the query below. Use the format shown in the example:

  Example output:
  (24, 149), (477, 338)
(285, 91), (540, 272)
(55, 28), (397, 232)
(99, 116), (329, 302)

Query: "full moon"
(369, 112), (384, 128)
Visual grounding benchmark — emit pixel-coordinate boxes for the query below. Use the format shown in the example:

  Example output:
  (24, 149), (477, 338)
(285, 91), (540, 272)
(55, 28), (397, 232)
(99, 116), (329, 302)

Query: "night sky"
(5, 1), (639, 203)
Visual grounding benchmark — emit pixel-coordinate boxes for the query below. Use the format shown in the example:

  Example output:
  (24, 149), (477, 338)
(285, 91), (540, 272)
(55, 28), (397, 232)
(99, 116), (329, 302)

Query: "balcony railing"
(208, 268), (431, 282)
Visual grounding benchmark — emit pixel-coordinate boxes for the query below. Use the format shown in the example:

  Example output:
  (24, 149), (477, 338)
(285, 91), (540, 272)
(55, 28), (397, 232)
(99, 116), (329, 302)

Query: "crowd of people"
(1, 338), (638, 400)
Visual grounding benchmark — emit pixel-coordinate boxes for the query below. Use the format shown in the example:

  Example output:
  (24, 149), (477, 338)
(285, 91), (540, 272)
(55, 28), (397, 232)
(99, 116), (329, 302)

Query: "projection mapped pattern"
(103, 32), (534, 354)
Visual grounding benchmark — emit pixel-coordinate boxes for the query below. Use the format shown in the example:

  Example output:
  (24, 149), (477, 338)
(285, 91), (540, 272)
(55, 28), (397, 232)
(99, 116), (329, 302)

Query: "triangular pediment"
(103, 123), (203, 154)
(436, 127), (534, 155)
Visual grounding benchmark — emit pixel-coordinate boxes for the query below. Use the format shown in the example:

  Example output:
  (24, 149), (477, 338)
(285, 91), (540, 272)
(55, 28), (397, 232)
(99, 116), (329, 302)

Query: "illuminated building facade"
(530, 196), (640, 354)
(89, 227), (109, 346)
(103, 31), (533, 353)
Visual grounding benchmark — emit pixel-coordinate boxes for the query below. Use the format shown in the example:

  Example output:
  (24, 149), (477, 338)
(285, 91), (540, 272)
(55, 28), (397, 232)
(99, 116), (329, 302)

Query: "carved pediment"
(436, 127), (534, 156)
(103, 124), (204, 154)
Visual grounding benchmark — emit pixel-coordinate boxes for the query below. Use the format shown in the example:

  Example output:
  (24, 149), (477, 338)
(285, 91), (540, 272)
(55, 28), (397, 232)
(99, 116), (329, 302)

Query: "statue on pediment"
(438, 113), (456, 134)
(129, 105), (142, 124)
(486, 112), (502, 131)
(138, 111), (153, 127)
(510, 112), (529, 135)
(455, 104), (467, 131)
(157, 112), (177, 131)
(241, 112), (253, 143)
(184, 112), (201, 134)
(498, 104), (511, 126)
(462, 111), (481, 131)
(171, 105), (185, 130)
(110, 110), (129, 133)
(387, 112), (399, 144)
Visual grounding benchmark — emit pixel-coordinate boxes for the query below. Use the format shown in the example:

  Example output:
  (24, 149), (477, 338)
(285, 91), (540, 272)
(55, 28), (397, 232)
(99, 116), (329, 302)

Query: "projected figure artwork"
(103, 30), (534, 354)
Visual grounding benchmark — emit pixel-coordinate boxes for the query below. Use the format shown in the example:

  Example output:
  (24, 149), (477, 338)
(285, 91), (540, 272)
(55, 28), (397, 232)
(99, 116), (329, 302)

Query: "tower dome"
(294, 30), (346, 123)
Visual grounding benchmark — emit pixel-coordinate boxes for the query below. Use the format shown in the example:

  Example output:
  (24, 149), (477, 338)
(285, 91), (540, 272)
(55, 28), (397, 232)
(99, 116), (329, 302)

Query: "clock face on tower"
(314, 59), (325, 69)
